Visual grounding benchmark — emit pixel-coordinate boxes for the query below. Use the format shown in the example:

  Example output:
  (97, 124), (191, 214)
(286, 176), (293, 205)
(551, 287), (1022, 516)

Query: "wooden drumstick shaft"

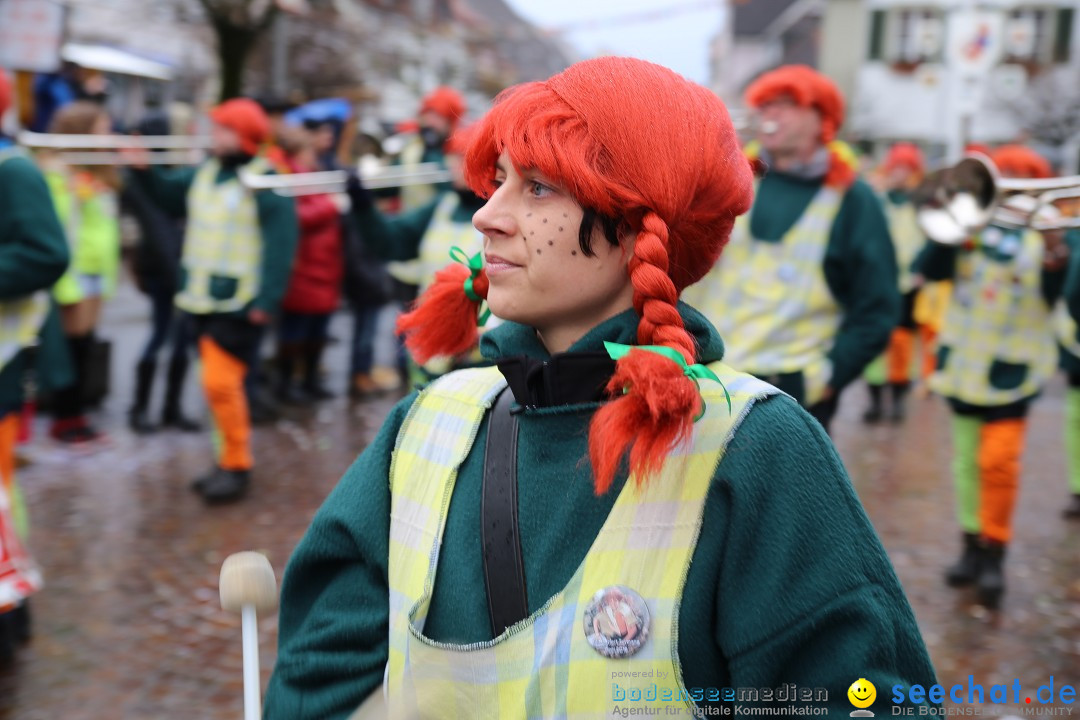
(242, 604), (260, 720)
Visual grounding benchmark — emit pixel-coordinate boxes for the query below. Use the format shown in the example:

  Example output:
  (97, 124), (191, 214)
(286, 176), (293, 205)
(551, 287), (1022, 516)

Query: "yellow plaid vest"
(682, 186), (844, 406)
(885, 198), (925, 294)
(176, 158), (268, 314)
(0, 148), (49, 372)
(384, 363), (777, 719)
(388, 192), (483, 290)
(1055, 300), (1080, 360)
(399, 137), (440, 212)
(930, 229), (1056, 405)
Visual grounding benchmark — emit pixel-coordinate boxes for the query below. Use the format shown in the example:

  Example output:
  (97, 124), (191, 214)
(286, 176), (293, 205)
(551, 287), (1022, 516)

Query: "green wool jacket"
(353, 191), (478, 263)
(750, 172), (900, 394)
(0, 150), (73, 411)
(130, 162), (298, 315)
(264, 305), (937, 718)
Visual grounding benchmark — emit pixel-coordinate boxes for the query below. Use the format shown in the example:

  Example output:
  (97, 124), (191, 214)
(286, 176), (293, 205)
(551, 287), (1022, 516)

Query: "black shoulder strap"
(482, 387), (528, 636)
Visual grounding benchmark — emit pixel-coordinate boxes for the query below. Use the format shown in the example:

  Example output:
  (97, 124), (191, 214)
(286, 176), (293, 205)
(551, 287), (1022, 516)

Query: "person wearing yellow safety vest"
(346, 125), (486, 386)
(373, 87), (467, 390)
(0, 68), (73, 661)
(919, 145), (1067, 609)
(265, 57), (936, 719)
(683, 65), (900, 434)
(40, 101), (121, 446)
(862, 143), (929, 423)
(129, 99), (298, 504)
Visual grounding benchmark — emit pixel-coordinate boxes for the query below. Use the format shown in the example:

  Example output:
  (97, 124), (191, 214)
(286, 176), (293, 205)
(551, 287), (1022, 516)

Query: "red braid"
(396, 265), (489, 364)
(588, 214), (702, 495)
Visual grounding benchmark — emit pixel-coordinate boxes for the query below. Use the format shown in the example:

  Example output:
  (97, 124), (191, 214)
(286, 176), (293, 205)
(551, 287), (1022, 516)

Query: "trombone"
(913, 154), (1080, 245)
(17, 130), (211, 165)
(239, 162), (451, 196)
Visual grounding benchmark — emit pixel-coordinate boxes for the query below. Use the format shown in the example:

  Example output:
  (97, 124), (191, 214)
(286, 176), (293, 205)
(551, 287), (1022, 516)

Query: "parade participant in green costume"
(0, 69), (73, 659)
(265, 57), (936, 719)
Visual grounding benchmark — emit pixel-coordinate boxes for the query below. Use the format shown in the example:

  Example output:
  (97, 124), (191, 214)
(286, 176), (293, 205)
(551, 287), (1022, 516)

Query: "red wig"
(0, 70), (10, 120)
(209, 99), (270, 156)
(443, 123), (476, 156)
(882, 142), (925, 175)
(420, 86), (466, 129)
(991, 145), (1053, 179)
(398, 57), (754, 494)
(744, 65), (854, 188)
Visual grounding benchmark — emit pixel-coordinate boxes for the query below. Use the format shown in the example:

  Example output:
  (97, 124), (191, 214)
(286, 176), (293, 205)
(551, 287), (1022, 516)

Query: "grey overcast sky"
(503, 0), (727, 84)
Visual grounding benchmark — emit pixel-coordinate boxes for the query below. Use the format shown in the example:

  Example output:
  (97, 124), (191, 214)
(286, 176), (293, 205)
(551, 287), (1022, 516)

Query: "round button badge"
(582, 585), (651, 658)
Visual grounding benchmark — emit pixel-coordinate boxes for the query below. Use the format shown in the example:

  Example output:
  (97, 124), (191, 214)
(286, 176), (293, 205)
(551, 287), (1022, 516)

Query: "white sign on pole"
(0, 0), (65, 72)
(946, 8), (1004, 77)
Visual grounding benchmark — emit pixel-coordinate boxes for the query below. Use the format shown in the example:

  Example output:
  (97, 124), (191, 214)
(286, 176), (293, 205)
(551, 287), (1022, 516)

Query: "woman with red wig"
(920, 145), (1064, 608)
(265, 58), (936, 718)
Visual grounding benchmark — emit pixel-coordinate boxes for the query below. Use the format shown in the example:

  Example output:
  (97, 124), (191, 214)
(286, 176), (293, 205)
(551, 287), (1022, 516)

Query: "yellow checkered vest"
(682, 186), (844, 406)
(930, 229), (1056, 405)
(1055, 300), (1080, 361)
(388, 192), (483, 290)
(176, 158), (269, 314)
(0, 148), (49, 372)
(384, 363), (777, 718)
(399, 137), (440, 212)
(885, 197), (925, 294)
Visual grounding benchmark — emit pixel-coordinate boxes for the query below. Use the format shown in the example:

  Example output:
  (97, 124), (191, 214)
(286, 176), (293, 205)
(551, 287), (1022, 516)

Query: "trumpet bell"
(914, 153), (1080, 243)
(914, 155), (999, 244)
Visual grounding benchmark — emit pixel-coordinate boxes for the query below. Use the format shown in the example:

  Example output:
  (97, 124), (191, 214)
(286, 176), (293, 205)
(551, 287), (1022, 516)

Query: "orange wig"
(744, 65), (854, 188)
(397, 57), (754, 494)
(420, 86), (466, 129)
(209, 99), (270, 156)
(990, 145), (1053, 180)
(0, 70), (10, 120)
(443, 123), (476, 156)
(883, 142), (925, 175)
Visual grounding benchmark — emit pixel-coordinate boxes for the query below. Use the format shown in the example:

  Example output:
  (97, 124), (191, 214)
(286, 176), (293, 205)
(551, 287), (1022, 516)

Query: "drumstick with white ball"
(219, 552), (278, 720)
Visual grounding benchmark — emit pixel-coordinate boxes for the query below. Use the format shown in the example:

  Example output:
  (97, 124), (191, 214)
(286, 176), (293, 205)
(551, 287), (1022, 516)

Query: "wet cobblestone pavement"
(1, 283), (1079, 718)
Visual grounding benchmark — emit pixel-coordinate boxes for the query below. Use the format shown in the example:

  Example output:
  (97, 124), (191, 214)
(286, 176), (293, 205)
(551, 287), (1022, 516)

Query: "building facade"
(822, 0), (1078, 164)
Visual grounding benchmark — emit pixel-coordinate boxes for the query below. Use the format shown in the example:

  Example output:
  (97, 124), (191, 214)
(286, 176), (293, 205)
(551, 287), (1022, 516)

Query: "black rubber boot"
(0, 609), (14, 666)
(195, 467), (250, 505)
(1064, 494), (1080, 519)
(302, 340), (334, 401)
(129, 359), (158, 434)
(889, 381), (911, 423)
(862, 384), (884, 424)
(944, 532), (981, 587)
(12, 600), (31, 645)
(276, 343), (308, 405)
(976, 540), (1006, 609)
(162, 353), (200, 432)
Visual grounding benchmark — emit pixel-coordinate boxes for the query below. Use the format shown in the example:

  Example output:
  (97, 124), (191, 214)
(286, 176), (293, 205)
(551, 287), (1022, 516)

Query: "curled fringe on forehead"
(463, 82), (620, 217)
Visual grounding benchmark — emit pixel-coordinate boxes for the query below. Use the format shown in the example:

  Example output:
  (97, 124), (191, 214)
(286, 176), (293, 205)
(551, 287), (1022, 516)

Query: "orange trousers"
(886, 328), (916, 384)
(199, 337), (253, 471)
(978, 418), (1025, 543)
(0, 413), (16, 498)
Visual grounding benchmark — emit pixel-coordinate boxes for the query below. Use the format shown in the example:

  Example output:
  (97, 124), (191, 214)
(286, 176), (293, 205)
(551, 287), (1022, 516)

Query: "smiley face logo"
(848, 678), (876, 716)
